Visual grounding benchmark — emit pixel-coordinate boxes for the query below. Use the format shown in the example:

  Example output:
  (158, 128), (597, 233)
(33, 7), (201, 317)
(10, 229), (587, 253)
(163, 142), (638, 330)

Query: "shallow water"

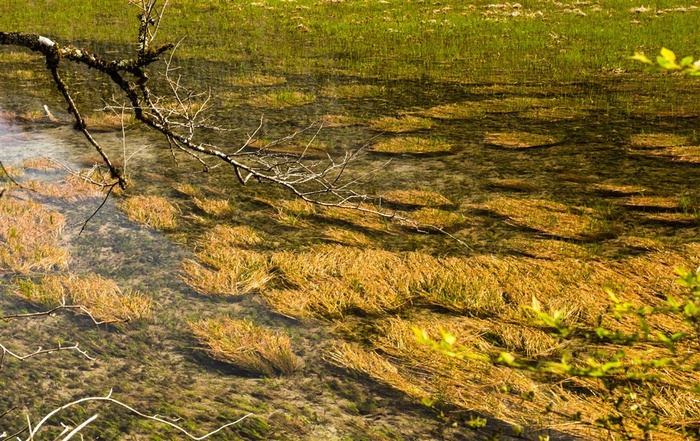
(1, 42), (700, 440)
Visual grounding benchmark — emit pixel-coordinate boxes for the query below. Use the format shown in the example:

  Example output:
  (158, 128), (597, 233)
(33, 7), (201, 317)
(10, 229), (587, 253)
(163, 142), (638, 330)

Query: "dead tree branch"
(0, 0), (467, 242)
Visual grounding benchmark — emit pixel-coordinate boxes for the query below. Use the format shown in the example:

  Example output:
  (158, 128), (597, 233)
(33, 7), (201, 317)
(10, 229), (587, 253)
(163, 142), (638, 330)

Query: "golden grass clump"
(323, 227), (373, 247)
(26, 173), (106, 200)
(381, 190), (452, 207)
(370, 137), (453, 154)
(418, 97), (553, 120)
(409, 254), (506, 315)
(369, 115), (433, 133)
(15, 274), (152, 323)
(180, 225), (269, 295)
(230, 73), (286, 87)
(22, 157), (62, 171)
(248, 90), (316, 108)
(120, 195), (179, 230)
(630, 133), (688, 149)
(265, 246), (415, 319)
(172, 182), (201, 197)
(275, 198), (316, 225)
(487, 178), (540, 192)
(407, 207), (466, 229)
(477, 196), (598, 240)
(189, 317), (301, 376)
(318, 203), (387, 230)
(483, 132), (558, 149)
(519, 106), (588, 121)
(0, 195), (68, 273)
(193, 197), (232, 217)
(82, 112), (134, 131)
(320, 84), (383, 99)
(0, 164), (24, 179)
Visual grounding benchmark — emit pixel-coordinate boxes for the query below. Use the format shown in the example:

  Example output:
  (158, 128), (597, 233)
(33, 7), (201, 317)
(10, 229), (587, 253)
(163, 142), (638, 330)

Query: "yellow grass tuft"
(370, 137), (453, 154)
(82, 112), (134, 132)
(320, 84), (383, 99)
(381, 190), (452, 207)
(487, 178), (540, 192)
(0, 195), (68, 273)
(630, 133), (688, 149)
(408, 207), (466, 229)
(323, 227), (372, 247)
(15, 274), (152, 323)
(418, 97), (554, 120)
(172, 182), (201, 197)
(484, 132), (558, 149)
(275, 198), (316, 225)
(369, 115), (433, 133)
(189, 317), (302, 376)
(248, 90), (316, 108)
(477, 196), (601, 240)
(22, 157), (62, 171)
(26, 172), (107, 200)
(120, 195), (179, 230)
(193, 197), (232, 217)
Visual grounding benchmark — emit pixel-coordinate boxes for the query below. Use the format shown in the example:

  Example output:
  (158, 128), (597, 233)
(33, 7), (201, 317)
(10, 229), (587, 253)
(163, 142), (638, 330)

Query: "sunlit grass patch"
(22, 157), (62, 171)
(503, 237), (591, 260)
(477, 196), (602, 240)
(520, 106), (588, 121)
(407, 207), (466, 229)
(0, 51), (37, 63)
(172, 182), (202, 197)
(120, 195), (179, 230)
(248, 90), (316, 108)
(275, 198), (316, 225)
(15, 274), (152, 323)
(82, 112), (134, 131)
(410, 254), (505, 314)
(320, 114), (363, 127)
(189, 317), (302, 376)
(592, 183), (645, 197)
(637, 145), (700, 164)
(370, 137), (453, 154)
(327, 343), (429, 399)
(0, 195), (68, 273)
(618, 195), (681, 210)
(230, 73), (286, 87)
(418, 97), (554, 120)
(323, 227), (372, 247)
(483, 132), (558, 149)
(264, 246), (415, 319)
(381, 190), (452, 208)
(0, 163), (24, 179)
(193, 197), (232, 217)
(318, 203), (387, 230)
(25, 172), (106, 200)
(369, 115), (433, 133)
(630, 133), (688, 149)
(319, 84), (383, 99)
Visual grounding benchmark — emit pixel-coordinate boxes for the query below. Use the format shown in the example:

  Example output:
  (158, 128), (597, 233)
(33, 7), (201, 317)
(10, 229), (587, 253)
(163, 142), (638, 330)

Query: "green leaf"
(629, 52), (653, 65)
(680, 56), (694, 67)
(660, 47), (676, 64)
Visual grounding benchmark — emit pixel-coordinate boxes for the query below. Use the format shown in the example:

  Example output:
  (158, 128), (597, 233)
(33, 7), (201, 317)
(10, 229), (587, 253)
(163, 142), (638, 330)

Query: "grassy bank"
(1, 1), (699, 81)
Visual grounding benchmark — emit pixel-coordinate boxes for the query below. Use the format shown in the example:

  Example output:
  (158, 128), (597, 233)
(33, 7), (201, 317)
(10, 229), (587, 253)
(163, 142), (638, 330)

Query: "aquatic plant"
(189, 317), (302, 376)
(120, 195), (179, 230)
(370, 137), (453, 154)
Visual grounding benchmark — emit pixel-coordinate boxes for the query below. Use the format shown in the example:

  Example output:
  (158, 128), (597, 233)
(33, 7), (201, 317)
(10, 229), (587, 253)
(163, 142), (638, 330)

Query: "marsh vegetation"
(1, 1), (700, 439)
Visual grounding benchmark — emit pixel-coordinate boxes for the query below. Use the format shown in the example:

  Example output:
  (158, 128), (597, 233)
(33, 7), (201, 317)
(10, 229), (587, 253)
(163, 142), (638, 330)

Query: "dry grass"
(0, 195), (68, 273)
(193, 197), (232, 217)
(381, 190), (452, 208)
(15, 274), (152, 323)
(418, 97), (554, 120)
(22, 157), (62, 171)
(120, 195), (179, 230)
(25, 172), (107, 200)
(322, 227), (373, 247)
(0, 164), (24, 179)
(407, 207), (466, 229)
(82, 112), (134, 131)
(248, 90), (316, 108)
(180, 225), (269, 295)
(483, 132), (558, 149)
(172, 182), (202, 197)
(630, 133), (688, 149)
(476, 196), (602, 240)
(369, 115), (433, 133)
(275, 198), (316, 225)
(370, 137), (453, 154)
(520, 106), (588, 121)
(189, 317), (302, 376)
(320, 84), (383, 99)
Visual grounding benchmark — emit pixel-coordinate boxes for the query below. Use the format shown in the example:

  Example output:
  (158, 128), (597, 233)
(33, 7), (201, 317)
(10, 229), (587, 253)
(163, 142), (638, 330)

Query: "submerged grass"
(189, 317), (302, 377)
(370, 137), (453, 155)
(15, 274), (152, 323)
